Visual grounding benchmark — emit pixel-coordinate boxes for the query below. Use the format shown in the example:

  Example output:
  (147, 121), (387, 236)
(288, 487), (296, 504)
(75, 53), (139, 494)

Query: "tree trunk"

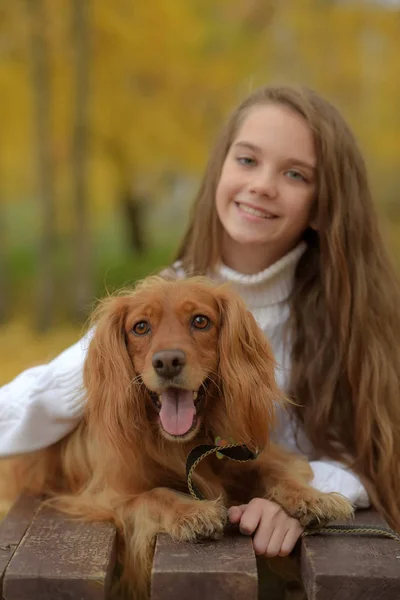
(0, 195), (8, 324)
(120, 190), (146, 255)
(26, 0), (55, 332)
(72, 0), (91, 320)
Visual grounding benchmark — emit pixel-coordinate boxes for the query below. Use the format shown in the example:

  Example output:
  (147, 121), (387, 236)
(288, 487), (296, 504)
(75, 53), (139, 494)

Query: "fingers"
(227, 504), (247, 524)
(252, 501), (287, 555)
(238, 499), (266, 535)
(262, 517), (303, 557)
(229, 499), (304, 557)
(252, 514), (275, 554)
(278, 520), (304, 557)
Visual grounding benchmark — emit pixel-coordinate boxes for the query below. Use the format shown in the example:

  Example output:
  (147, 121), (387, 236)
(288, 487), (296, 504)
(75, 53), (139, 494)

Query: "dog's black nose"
(152, 349), (186, 379)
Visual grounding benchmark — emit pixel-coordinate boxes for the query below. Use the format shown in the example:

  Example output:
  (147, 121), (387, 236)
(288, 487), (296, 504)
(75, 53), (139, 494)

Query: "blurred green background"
(1, 0), (399, 385)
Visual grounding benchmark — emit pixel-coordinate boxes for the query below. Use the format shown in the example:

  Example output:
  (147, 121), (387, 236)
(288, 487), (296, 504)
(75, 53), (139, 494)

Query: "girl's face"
(215, 103), (317, 272)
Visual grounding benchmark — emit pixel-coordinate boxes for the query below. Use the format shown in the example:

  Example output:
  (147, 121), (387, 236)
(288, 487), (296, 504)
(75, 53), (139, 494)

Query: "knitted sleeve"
(0, 330), (94, 457)
(309, 459), (370, 508)
(273, 406), (370, 509)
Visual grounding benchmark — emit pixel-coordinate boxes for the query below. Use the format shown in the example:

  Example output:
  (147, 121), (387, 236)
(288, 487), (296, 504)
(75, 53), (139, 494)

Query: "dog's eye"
(191, 315), (211, 330)
(132, 321), (151, 336)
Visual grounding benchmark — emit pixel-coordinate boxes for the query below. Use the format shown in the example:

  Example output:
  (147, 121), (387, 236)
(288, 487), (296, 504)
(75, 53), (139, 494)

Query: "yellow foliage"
(0, 0), (399, 213)
(0, 319), (82, 386)
(0, 1), (399, 389)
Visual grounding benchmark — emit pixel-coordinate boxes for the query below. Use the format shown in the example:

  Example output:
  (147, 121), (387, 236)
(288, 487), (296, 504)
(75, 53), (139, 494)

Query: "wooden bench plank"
(0, 494), (42, 596)
(151, 529), (258, 600)
(3, 502), (117, 600)
(301, 509), (400, 600)
(4, 495), (398, 600)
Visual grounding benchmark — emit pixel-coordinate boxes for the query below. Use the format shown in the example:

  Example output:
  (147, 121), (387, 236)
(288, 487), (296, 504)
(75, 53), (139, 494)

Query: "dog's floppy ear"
(84, 295), (146, 459)
(214, 286), (282, 453)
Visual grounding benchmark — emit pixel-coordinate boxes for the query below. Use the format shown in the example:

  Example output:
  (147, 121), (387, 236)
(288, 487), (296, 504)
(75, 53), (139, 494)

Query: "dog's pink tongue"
(159, 389), (195, 436)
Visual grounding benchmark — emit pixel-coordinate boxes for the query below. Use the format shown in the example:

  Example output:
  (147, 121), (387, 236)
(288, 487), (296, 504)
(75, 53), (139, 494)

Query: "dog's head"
(84, 277), (282, 455)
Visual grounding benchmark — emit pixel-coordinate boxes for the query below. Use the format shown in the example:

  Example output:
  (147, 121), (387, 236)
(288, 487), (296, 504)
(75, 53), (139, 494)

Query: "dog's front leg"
(256, 448), (354, 528)
(119, 487), (227, 599)
(132, 486), (227, 541)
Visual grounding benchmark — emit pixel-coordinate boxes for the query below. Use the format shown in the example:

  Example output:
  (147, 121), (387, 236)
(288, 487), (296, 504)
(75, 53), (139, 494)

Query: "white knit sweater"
(0, 242), (369, 507)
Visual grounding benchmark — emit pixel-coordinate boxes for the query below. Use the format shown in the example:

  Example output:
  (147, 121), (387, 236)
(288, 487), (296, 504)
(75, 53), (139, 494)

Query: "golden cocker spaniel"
(1, 277), (353, 598)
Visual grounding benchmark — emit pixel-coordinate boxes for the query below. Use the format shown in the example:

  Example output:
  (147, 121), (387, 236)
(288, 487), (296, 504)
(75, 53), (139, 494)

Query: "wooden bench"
(1, 495), (400, 599)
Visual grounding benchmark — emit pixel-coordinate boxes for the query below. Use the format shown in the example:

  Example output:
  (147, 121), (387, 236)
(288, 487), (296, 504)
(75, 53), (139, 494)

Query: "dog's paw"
(290, 492), (354, 527)
(170, 498), (227, 542)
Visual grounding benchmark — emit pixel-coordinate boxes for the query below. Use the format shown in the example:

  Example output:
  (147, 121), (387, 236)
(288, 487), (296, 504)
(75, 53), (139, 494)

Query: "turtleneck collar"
(209, 242), (307, 309)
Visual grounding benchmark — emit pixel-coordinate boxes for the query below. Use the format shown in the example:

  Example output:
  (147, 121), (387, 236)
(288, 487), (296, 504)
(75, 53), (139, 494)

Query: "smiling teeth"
(239, 203), (274, 218)
(193, 391), (198, 400)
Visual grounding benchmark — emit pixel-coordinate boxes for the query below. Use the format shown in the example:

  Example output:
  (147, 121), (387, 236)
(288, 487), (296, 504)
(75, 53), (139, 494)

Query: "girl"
(1, 85), (400, 559)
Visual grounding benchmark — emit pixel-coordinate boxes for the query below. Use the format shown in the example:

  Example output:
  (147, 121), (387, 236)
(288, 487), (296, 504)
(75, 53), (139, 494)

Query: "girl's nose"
(249, 169), (278, 198)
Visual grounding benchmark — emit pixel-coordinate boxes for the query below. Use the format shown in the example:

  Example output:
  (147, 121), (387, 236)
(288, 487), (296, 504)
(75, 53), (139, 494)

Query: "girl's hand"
(228, 498), (304, 557)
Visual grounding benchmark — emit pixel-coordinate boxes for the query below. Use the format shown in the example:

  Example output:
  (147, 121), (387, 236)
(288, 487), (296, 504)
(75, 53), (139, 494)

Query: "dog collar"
(186, 440), (259, 501)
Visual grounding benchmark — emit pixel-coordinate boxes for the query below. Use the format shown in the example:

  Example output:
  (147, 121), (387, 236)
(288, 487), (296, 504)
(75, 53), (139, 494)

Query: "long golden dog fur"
(0, 277), (353, 598)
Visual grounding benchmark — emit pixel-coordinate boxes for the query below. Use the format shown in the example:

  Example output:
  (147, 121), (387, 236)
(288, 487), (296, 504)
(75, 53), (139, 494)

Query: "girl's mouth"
(235, 202), (277, 220)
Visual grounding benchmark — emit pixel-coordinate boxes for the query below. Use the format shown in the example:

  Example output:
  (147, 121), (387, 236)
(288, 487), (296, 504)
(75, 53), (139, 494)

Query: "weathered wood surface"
(301, 509), (400, 600)
(3, 495), (400, 600)
(0, 494), (42, 595)
(2, 499), (117, 600)
(151, 528), (258, 600)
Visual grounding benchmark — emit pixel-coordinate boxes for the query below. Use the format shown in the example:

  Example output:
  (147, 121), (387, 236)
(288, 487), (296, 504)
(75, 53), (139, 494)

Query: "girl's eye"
(132, 321), (151, 336)
(192, 315), (211, 330)
(236, 156), (257, 167)
(286, 170), (306, 182)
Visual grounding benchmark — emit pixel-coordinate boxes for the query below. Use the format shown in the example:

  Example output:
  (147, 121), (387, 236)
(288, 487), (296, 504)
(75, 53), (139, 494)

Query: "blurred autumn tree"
(268, 0), (400, 206)
(24, 0), (56, 331)
(72, 0), (91, 320)
(0, 0), (399, 332)
(0, 182), (6, 325)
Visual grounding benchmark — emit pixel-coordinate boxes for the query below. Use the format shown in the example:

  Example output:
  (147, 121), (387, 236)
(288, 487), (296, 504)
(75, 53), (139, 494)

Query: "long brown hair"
(176, 84), (400, 531)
